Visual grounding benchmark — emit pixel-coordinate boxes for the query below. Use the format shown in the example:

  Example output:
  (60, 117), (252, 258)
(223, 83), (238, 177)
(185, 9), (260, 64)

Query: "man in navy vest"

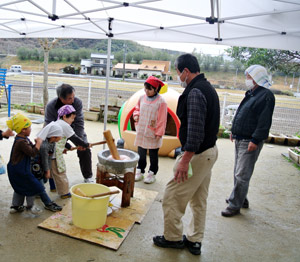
(153, 54), (220, 255)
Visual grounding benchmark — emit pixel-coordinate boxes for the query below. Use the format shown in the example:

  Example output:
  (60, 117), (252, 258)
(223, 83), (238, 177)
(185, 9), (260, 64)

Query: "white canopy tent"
(1, 0), (300, 127)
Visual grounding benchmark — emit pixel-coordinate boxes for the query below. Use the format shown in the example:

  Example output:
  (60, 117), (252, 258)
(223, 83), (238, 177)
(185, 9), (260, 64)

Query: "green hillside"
(0, 38), (180, 56)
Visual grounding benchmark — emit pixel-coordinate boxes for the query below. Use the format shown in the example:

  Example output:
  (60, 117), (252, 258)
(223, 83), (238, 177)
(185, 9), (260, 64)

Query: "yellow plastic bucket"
(70, 183), (110, 230)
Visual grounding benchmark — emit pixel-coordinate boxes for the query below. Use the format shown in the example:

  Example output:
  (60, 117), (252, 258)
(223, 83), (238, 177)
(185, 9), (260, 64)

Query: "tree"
(63, 65), (75, 74)
(55, 48), (64, 62)
(31, 48), (40, 60)
(202, 55), (212, 71)
(143, 51), (153, 60)
(63, 49), (73, 62)
(38, 38), (60, 109)
(77, 48), (90, 60)
(211, 55), (224, 71)
(133, 52), (143, 64)
(71, 51), (80, 62)
(17, 47), (29, 60)
(232, 59), (244, 71)
(114, 51), (123, 63)
(223, 61), (231, 72)
(126, 53), (133, 63)
(226, 47), (300, 74)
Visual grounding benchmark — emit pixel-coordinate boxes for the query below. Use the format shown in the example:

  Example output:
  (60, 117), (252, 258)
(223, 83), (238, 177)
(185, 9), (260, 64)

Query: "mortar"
(97, 149), (139, 174)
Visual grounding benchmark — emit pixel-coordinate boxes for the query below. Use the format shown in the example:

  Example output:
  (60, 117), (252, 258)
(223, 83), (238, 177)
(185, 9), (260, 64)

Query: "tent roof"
(0, 0), (300, 51)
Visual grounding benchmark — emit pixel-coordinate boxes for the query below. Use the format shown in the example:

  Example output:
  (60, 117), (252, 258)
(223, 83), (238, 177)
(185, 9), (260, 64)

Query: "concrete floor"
(0, 111), (299, 262)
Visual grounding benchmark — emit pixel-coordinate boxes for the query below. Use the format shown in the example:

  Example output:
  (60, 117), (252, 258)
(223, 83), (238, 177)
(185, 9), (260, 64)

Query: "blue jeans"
(38, 179), (52, 206)
(228, 140), (263, 210)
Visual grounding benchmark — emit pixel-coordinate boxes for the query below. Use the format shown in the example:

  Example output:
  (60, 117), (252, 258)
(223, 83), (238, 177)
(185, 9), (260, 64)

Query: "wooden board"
(38, 187), (158, 250)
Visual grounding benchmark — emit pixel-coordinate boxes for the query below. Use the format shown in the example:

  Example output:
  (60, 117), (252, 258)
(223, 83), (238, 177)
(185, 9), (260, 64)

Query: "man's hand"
(248, 141), (257, 152)
(77, 146), (86, 151)
(174, 151), (194, 183)
(45, 170), (50, 179)
(230, 133), (234, 142)
(174, 160), (189, 183)
(63, 148), (68, 154)
(2, 128), (14, 138)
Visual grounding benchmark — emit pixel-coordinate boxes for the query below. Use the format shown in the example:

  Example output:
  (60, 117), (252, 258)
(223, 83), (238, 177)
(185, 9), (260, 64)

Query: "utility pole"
(122, 42), (126, 81)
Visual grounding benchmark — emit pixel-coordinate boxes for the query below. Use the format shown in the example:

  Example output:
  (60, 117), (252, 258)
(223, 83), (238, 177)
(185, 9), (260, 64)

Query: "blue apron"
(7, 136), (44, 196)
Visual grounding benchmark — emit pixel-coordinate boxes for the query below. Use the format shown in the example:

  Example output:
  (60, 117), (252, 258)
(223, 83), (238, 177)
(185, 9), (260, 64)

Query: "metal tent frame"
(1, 0), (300, 126)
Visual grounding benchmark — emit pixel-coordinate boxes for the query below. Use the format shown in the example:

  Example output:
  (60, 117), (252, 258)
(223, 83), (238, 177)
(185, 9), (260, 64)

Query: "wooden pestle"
(103, 130), (121, 160)
(73, 187), (120, 198)
(89, 190), (120, 198)
(68, 140), (109, 151)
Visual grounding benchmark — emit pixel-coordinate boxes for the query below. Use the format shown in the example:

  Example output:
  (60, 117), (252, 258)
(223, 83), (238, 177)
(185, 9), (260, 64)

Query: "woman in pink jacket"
(133, 76), (168, 184)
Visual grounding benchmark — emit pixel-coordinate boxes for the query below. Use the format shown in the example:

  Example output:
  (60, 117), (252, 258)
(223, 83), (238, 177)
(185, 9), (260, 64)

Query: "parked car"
(10, 65), (22, 72)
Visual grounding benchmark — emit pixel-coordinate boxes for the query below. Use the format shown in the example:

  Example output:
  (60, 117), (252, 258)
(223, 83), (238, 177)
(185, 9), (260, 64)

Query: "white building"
(80, 53), (114, 76)
(113, 63), (140, 78)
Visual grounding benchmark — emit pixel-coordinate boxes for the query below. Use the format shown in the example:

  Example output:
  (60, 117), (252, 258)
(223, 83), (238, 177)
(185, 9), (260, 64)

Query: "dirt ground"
(0, 111), (299, 262)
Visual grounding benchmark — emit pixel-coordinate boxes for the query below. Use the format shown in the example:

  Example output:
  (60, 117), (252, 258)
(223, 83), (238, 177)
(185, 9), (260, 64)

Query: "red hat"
(145, 76), (164, 89)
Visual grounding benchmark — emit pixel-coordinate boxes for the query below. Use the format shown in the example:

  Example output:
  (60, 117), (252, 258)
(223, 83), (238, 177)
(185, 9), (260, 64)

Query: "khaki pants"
(162, 146), (218, 242)
(51, 159), (69, 196)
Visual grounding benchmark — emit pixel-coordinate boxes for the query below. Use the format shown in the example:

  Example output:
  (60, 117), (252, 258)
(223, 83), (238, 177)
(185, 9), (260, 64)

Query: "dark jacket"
(177, 73), (220, 154)
(44, 97), (85, 138)
(40, 139), (55, 172)
(231, 86), (275, 144)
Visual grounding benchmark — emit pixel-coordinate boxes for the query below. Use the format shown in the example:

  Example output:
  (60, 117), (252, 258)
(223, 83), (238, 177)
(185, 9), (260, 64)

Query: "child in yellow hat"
(6, 113), (63, 214)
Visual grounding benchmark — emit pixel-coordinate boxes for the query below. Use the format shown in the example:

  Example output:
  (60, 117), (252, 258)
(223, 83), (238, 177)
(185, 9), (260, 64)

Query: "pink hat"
(57, 105), (76, 119)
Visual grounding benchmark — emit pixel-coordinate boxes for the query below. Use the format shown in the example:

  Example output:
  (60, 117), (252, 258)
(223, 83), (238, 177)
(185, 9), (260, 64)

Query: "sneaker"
(45, 202), (62, 212)
(144, 171), (156, 184)
(84, 177), (94, 183)
(153, 235), (184, 249)
(27, 206), (42, 215)
(183, 235), (201, 255)
(9, 205), (25, 214)
(61, 193), (71, 199)
(135, 168), (144, 181)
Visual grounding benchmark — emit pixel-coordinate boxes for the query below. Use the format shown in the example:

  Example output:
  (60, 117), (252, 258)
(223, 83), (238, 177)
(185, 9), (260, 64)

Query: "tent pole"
(216, 0), (221, 40)
(104, 18), (114, 134)
(104, 36), (112, 132)
(52, 0), (56, 15)
(210, 0), (215, 19)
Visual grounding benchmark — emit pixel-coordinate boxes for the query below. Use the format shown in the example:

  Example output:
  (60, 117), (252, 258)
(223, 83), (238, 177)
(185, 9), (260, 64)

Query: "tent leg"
(7, 84), (12, 117)
(104, 36), (112, 132)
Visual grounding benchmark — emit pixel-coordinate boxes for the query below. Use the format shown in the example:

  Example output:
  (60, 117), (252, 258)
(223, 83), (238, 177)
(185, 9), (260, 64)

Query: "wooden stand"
(96, 164), (136, 207)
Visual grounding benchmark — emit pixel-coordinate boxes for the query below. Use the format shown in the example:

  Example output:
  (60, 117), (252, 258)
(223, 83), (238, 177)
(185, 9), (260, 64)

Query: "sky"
(137, 41), (230, 56)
